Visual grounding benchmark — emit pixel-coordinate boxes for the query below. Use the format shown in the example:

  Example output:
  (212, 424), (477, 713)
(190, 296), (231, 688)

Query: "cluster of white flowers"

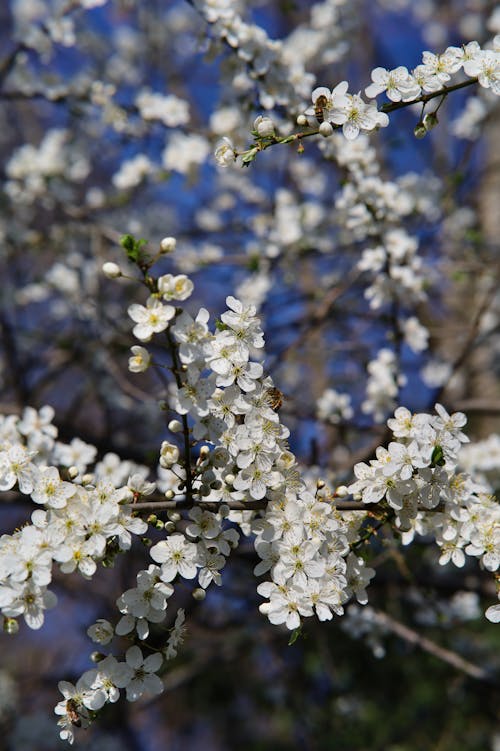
(361, 348), (405, 422)
(123, 271), (376, 632)
(350, 404), (499, 587)
(135, 90), (190, 127)
(5, 129), (89, 204)
(303, 81), (390, 140)
(54, 646), (163, 744)
(0, 409), (149, 633)
(301, 38), (499, 140)
(112, 154), (154, 191)
(1, 6), (499, 740)
(317, 388), (353, 424)
(1, 242), (498, 743)
(193, 0), (315, 112)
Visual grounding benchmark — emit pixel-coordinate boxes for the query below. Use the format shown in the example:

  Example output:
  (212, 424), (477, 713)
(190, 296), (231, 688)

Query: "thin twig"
(372, 609), (499, 686)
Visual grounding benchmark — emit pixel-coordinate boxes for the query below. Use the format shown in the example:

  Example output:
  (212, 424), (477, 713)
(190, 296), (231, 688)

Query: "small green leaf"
(120, 234), (147, 264)
(431, 445), (445, 467)
(288, 627), (302, 646)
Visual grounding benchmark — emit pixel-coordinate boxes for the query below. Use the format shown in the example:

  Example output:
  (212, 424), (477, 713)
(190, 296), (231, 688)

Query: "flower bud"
(296, 114), (307, 126)
(167, 510), (181, 522)
(68, 466), (79, 479)
(414, 121), (427, 139)
(214, 137), (236, 167)
(192, 588), (206, 601)
(168, 419), (183, 433)
(164, 521), (176, 533)
(165, 489), (175, 501)
(423, 112), (439, 131)
(102, 261), (122, 278)
(254, 115), (275, 138)
(160, 441), (180, 468)
(160, 236), (177, 253)
(335, 485), (349, 497)
(3, 617), (19, 635)
(129, 345), (151, 373)
(224, 473), (235, 485)
(319, 121), (334, 137)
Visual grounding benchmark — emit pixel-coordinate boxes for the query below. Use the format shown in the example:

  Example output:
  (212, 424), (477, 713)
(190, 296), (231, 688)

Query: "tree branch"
(372, 609), (499, 686)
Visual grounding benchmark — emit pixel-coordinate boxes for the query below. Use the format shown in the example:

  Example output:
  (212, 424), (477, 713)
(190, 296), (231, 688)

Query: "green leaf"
(431, 445), (445, 467)
(120, 234), (147, 264)
(288, 627), (302, 646)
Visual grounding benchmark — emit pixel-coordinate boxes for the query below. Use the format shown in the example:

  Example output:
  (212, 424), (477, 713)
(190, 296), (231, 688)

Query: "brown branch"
(372, 609), (499, 686)
(435, 280), (499, 403)
(380, 77), (479, 114)
(132, 496), (390, 513)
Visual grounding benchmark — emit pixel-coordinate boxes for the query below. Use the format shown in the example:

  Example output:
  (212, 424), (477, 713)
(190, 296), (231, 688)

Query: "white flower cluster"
(302, 39), (499, 140)
(319, 131), (433, 342)
(361, 348), (405, 423)
(317, 388), (353, 424)
(2, 254), (499, 743)
(255, 494), (374, 630)
(5, 129), (89, 204)
(304, 81), (389, 140)
(54, 645), (163, 744)
(349, 404), (500, 584)
(0, 409), (148, 632)
(193, 0), (315, 111)
(123, 270), (377, 634)
(135, 90), (190, 127)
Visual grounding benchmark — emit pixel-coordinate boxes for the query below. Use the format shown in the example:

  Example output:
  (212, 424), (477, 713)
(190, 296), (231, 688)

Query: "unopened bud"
(167, 510), (181, 522)
(224, 473), (235, 485)
(81, 473), (94, 486)
(168, 419), (183, 433)
(165, 489), (175, 501)
(423, 111), (439, 131)
(335, 485), (349, 498)
(164, 521), (176, 533)
(254, 115), (275, 138)
(296, 114), (307, 126)
(68, 466), (79, 479)
(192, 588), (206, 601)
(3, 617), (19, 635)
(160, 441), (180, 468)
(102, 261), (122, 279)
(160, 236), (177, 253)
(414, 121), (427, 139)
(316, 479), (326, 489)
(147, 514), (158, 525)
(90, 651), (106, 663)
(319, 121), (334, 137)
